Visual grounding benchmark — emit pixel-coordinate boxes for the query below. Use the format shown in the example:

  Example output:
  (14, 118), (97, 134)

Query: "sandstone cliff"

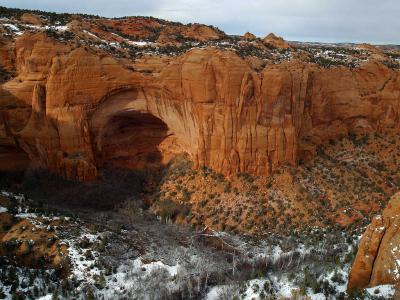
(0, 11), (400, 181)
(348, 192), (400, 289)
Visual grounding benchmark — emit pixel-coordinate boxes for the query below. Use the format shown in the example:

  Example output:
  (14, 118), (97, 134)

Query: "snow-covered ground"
(0, 190), (191, 299)
(366, 285), (396, 298)
(206, 275), (396, 300)
(0, 190), (397, 299)
(0, 21), (69, 37)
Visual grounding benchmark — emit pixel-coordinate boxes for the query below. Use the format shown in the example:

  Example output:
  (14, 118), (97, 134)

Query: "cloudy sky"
(1, 0), (399, 44)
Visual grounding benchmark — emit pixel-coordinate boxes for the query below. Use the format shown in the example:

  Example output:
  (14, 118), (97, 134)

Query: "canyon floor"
(1, 132), (400, 299)
(0, 190), (392, 300)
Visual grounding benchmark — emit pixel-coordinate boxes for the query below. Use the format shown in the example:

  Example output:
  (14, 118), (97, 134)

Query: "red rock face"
(348, 192), (400, 289)
(75, 17), (225, 44)
(263, 33), (291, 49)
(1, 32), (400, 181)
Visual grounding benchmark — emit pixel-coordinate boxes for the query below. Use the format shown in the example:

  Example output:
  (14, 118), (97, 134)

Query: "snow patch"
(366, 284), (395, 298)
(83, 30), (100, 39)
(128, 41), (152, 46)
(15, 212), (38, 219)
(2, 23), (23, 35)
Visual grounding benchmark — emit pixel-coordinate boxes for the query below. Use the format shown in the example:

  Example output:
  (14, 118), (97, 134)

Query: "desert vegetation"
(3, 6), (399, 70)
(1, 189), (387, 299)
(2, 131), (397, 298)
(149, 132), (400, 236)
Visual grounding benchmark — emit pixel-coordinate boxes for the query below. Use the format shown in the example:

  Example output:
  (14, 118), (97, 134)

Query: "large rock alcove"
(90, 88), (193, 170)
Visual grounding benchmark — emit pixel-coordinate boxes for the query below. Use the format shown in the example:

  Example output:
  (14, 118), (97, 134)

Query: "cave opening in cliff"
(0, 145), (30, 172)
(0, 145), (31, 186)
(97, 111), (180, 170)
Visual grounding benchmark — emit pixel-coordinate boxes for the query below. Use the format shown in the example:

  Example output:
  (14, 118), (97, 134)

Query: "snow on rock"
(0, 206), (7, 213)
(83, 30), (100, 39)
(15, 212), (38, 219)
(128, 41), (152, 46)
(2, 23), (23, 35)
(366, 284), (395, 298)
(48, 25), (68, 31)
(3, 23), (19, 31)
(37, 295), (52, 300)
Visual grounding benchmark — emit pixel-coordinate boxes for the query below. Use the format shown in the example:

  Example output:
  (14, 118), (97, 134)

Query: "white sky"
(1, 0), (399, 44)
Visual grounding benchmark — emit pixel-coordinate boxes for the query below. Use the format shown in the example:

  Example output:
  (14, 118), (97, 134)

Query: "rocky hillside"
(151, 131), (400, 234)
(0, 6), (400, 182)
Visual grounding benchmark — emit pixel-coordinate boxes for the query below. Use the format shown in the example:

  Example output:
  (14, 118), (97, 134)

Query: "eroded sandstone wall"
(1, 33), (399, 180)
(348, 192), (400, 289)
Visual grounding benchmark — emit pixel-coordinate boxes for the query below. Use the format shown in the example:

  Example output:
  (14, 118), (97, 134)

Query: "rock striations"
(0, 10), (400, 181)
(348, 192), (400, 289)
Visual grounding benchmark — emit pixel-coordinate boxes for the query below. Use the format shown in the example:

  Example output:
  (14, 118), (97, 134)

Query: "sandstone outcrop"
(0, 16), (400, 181)
(263, 33), (291, 49)
(95, 17), (225, 43)
(243, 32), (256, 41)
(348, 192), (400, 289)
(357, 43), (390, 62)
(20, 13), (44, 26)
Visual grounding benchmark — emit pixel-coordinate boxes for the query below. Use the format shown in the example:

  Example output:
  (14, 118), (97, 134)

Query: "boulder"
(348, 192), (400, 289)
